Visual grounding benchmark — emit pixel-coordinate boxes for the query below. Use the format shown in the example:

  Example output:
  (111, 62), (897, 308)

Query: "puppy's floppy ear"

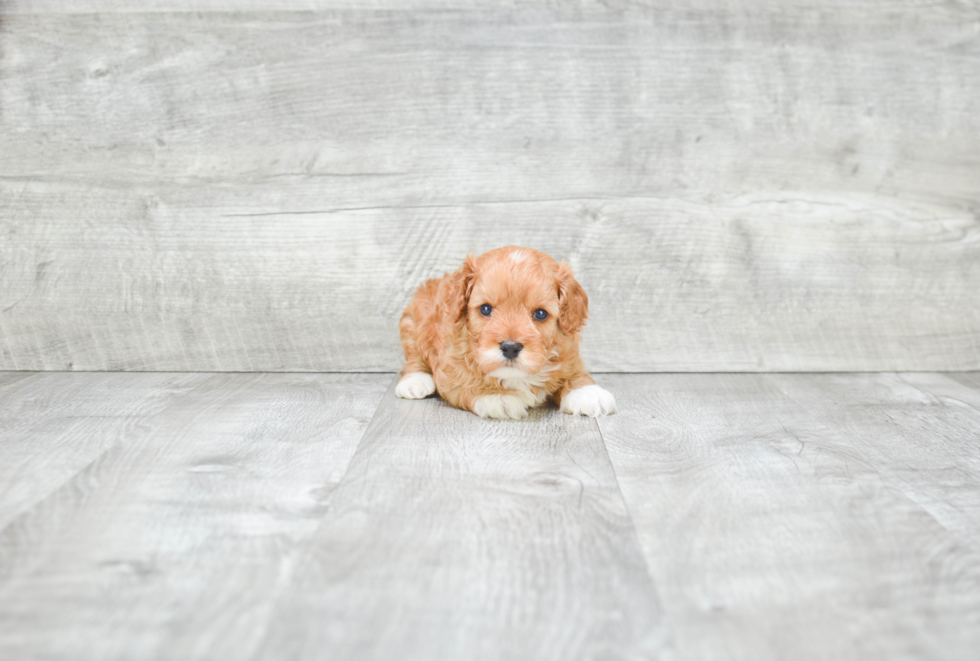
(556, 259), (588, 334)
(443, 253), (478, 322)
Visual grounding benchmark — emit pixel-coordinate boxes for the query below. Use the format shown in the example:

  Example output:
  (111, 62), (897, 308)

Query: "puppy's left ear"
(556, 259), (588, 335)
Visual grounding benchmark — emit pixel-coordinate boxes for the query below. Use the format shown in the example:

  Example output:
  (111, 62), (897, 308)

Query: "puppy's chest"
(491, 372), (552, 407)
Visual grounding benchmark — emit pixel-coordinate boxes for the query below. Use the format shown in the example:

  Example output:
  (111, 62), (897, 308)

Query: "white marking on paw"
(395, 372), (436, 399)
(473, 394), (528, 419)
(560, 384), (617, 417)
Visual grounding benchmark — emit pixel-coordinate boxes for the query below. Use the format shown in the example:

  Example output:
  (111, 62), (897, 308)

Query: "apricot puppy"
(396, 246), (616, 419)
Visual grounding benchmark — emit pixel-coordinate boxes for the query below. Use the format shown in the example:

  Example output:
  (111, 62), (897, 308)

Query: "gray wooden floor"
(1, 371), (979, 661)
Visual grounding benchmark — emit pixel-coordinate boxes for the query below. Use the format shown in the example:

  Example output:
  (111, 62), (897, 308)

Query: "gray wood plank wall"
(2, 2), (978, 371)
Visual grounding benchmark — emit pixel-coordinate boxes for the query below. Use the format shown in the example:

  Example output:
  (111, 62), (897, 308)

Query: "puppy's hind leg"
(396, 307), (437, 400)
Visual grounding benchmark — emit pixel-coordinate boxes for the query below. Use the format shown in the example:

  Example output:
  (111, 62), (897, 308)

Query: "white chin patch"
(395, 372), (436, 400)
(488, 366), (528, 380)
(473, 394), (529, 419)
(560, 384), (617, 417)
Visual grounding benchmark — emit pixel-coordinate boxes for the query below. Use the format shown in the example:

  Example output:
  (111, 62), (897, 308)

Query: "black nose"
(499, 341), (523, 360)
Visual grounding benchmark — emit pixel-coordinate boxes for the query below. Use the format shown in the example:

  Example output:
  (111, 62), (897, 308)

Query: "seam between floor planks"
(2, 371), (979, 660)
(597, 372), (980, 661)
(0, 372), (393, 661)
(235, 374), (398, 658)
(589, 393), (677, 648)
(252, 375), (672, 661)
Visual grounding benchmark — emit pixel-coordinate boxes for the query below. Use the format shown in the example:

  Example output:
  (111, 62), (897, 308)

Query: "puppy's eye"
(533, 309), (548, 321)
(479, 304), (493, 316)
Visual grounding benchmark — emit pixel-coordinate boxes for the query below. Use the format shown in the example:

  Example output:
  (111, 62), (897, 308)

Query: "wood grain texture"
(1, 6), (979, 372)
(0, 371), (35, 390)
(2, 0), (976, 13)
(947, 372), (980, 393)
(2, 371), (979, 659)
(597, 372), (980, 661)
(0, 371), (208, 530)
(0, 372), (390, 661)
(2, 187), (977, 372)
(257, 377), (671, 661)
(767, 372), (980, 550)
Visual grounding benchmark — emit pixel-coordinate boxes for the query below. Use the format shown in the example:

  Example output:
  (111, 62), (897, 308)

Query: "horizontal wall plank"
(2, 9), (977, 200)
(1, 185), (977, 371)
(2, 1), (967, 14)
(1, 8), (978, 371)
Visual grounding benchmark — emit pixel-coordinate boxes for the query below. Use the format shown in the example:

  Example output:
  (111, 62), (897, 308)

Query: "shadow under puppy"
(396, 246), (617, 419)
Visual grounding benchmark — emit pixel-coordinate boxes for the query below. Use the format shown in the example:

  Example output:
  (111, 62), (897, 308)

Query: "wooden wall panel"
(1, 6), (978, 371)
(2, 1), (974, 13)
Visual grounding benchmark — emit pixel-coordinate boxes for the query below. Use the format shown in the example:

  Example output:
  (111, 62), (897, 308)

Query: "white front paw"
(395, 372), (436, 399)
(473, 394), (528, 419)
(560, 384), (617, 417)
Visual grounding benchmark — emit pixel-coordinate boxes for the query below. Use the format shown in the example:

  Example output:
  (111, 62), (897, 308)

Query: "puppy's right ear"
(443, 254), (478, 322)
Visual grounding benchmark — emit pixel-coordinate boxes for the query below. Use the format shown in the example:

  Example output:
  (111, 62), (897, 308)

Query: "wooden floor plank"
(256, 377), (671, 661)
(597, 373), (980, 661)
(0, 372), (35, 387)
(767, 372), (980, 552)
(0, 371), (209, 529)
(3, 371), (978, 660)
(945, 371), (980, 393)
(0, 372), (390, 661)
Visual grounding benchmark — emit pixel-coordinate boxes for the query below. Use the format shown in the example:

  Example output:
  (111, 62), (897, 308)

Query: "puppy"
(396, 246), (616, 419)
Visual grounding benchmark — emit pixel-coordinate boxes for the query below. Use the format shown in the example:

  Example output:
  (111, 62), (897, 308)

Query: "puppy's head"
(447, 246), (588, 377)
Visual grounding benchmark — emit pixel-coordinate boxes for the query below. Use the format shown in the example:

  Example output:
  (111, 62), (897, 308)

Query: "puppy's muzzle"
(499, 341), (523, 360)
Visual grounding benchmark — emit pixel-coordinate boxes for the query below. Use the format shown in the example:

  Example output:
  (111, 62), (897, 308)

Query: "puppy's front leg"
(396, 371), (437, 399)
(557, 374), (617, 417)
(437, 375), (529, 420)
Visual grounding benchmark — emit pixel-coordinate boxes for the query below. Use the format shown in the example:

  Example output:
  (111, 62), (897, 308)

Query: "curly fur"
(397, 246), (616, 419)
